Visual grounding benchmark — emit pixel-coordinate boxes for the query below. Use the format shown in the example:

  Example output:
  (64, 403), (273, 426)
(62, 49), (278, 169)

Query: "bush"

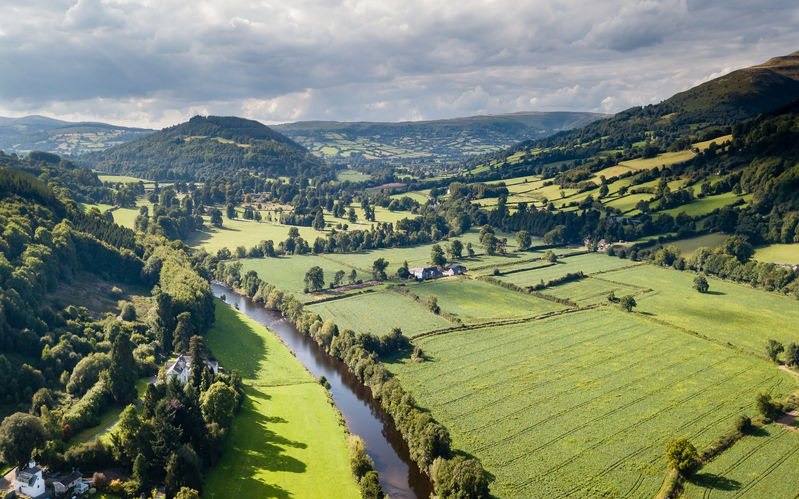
(665, 438), (700, 476)
(431, 456), (490, 499)
(120, 301), (137, 321)
(693, 275), (709, 293)
(735, 415), (752, 434)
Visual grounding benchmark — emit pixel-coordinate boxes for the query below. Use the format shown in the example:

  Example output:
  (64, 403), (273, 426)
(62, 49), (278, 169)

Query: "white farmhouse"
(165, 354), (219, 385)
(13, 461), (45, 498)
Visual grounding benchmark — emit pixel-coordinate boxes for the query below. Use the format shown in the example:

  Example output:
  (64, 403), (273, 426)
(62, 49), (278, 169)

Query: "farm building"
(410, 264), (467, 280)
(165, 354), (220, 385)
(12, 461), (45, 497)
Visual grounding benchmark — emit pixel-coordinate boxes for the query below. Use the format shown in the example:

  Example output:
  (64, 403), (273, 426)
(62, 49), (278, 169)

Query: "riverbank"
(203, 299), (360, 499)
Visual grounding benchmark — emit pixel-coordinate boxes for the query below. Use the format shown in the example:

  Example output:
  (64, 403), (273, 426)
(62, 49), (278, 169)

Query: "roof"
(16, 466), (41, 486)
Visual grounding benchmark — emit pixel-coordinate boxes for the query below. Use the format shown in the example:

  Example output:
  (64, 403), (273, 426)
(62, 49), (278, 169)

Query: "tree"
(372, 258), (389, 281)
(785, 342), (799, 367)
(619, 295), (637, 312)
(430, 456), (490, 499)
(200, 381), (238, 427)
(312, 211), (325, 230)
(304, 266), (325, 292)
(175, 488), (201, 499)
(766, 339), (784, 363)
(466, 242), (475, 258)
(665, 438), (700, 476)
(106, 332), (138, 403)
(397, 261), (410, 279)
(349, 269), (358, 284)
(755, 391), (781, 421)
(210, 209), (223, 227)
(333, 270), (346, 287)
(0, 413), (46, 468)
(543, 225), (566, 246)
(722, 235), (754, 263)
(132, 453), (149, 492)
(226, 203), (236, 219)
(693, 275), (709, 293)
(348, 207), (357, 223)
(188, 335), (206, 388)
(431, 244), (446, 266)
(447, 240), (463, 260)
(347, 435), (373, 480)
(480, 232), (498, 255)
(544, 249), (557, 263)
(359, 471), (384, 499)
(120, 302), (137, 321)
(516, 230), (532, 251)
(67, 353), (111, 396)
(598, 183), (609, 198)
(173, 312), (194, 353)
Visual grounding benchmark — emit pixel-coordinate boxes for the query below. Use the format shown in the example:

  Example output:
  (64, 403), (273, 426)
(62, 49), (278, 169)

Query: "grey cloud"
(0, 0), (796, 128)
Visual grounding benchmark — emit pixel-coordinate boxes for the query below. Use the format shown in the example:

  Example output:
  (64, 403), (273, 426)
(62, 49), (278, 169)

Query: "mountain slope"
(273, 111), (605, 165)
(83, 115), (327, 181)
(0, 115), (153, 156)
(471, 51), (799, 174)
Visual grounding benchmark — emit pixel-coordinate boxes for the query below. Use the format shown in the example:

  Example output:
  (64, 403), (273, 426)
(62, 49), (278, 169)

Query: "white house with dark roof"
(165, 354), (219, 385)
(12, 461), (45, 497)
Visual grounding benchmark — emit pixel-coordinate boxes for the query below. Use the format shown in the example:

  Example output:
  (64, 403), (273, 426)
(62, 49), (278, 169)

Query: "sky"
(0, 0), (797, 129)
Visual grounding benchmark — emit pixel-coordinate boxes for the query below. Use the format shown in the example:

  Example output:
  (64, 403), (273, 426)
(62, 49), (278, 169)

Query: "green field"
(754, 243), (799, 265)
(619, 150), (696, 170)
(387, 309), (796, 498)
(497, 252), (641, 287)
(188, 217), (327, 253)
(668, 233), (728, 256)
(541, 276), (647, 305)
(307, 290), (452, 336)
(408, 277), (564, 324)
(204, 301), (359, 499)
(683, 424), (799, 499)
(659, 192), (747, 218)
(336, 169), (373, 182)
(601, 265), (799, 357)
(239, 256), (369, 303)
(97, 174), (150, 184)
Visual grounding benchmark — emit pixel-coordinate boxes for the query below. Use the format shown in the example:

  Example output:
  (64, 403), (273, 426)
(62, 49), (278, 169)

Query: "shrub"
(693, 275), (709, 293)
(735, 415), (752, 434)
(665, 438), (700, 476)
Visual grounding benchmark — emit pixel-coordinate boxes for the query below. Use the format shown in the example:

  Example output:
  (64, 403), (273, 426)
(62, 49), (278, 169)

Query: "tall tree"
(304, 266), (325, 292)
(173, 312), (194, 353)
(516, 230), (532, 251)
(430, 244), (446, 266)
(106, 332), (138, 403)
(188, 335), (207, 389)
(0, 413), (46, 469)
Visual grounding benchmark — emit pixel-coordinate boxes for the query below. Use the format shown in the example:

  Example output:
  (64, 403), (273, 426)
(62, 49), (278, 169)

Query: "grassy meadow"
(754, 243), (799, 265)
(204, 301), (360, 499)
(387, 309), (796, 498)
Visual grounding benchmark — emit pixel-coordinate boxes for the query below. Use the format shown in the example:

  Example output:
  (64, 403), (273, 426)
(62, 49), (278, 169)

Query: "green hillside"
(274, 111), (605, 168)
(84, 115), (327, 181)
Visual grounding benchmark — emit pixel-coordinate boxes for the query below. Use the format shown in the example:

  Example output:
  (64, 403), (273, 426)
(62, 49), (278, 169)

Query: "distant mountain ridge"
(273, 111), (606, 165)
(0, 115), (153, 156)
(83, 115), (326, 181)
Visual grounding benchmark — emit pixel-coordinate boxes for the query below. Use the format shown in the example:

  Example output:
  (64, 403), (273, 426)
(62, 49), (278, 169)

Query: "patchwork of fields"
(387, 310), (796, 498)
(218, 237), (799, 498)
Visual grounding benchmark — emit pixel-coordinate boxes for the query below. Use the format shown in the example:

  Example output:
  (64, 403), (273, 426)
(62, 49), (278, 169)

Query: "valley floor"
(203, 300), (359, 499)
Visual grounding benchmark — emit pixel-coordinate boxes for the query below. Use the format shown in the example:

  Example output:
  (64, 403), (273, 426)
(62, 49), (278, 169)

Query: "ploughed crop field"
(682, 424), (799, 499)
(387, 309), (797, 498)
(205, 301), (359, 499)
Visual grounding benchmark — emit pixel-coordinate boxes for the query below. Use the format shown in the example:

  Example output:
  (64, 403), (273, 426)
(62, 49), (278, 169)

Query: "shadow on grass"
(704, 290), (726, 296)
(688, 473), (741, 491)
(209, 387), (309, 499)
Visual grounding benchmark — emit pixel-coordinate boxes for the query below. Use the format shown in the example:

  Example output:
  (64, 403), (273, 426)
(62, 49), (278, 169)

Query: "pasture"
(307, 290), (452, 337)
(682, 424), (799, 499)
(336, 169), (373, 182)
(387, 309), (796, 498)
(204, 301), (359, 499)
(408, 277), (565, 324)
(601, 265), (799, 357)
(187, 217), (326, 253)
(496, 252), (641, 287)
(541, 276), (647, 305)
(239, 256), (369, 303)
(754, 243), (799, 265)
(618, 149), (696, 170)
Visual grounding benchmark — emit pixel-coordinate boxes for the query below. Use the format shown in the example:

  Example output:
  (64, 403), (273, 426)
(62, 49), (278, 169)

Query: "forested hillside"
(84, 115), (327, 181)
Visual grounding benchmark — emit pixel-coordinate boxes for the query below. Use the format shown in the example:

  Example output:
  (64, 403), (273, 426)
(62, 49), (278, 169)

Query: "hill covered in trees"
(0, 115), (152, 156)
(83, 115), (327, 181)
(274, 111), (605, 168)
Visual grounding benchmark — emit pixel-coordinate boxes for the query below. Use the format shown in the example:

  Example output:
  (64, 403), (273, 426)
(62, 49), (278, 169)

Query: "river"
(212, 283), (432, 499)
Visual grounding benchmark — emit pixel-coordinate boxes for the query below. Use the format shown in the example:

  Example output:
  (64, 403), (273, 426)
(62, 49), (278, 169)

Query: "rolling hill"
(273, 111), (605, 166)
(83, 115), (327, 181)
(0, 115), (153, 156)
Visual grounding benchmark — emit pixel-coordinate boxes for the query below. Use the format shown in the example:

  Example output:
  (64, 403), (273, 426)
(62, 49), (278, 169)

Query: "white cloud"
(0, 0), (796, 128)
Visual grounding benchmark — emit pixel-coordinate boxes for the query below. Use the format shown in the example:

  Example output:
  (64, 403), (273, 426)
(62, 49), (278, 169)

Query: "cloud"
(0, 0), (796, 128)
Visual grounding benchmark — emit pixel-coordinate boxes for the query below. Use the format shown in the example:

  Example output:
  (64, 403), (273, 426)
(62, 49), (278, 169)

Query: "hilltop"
(83, 115), (326, 181)
(273, 111), (605, 169)
(0, 115), (153, 156)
